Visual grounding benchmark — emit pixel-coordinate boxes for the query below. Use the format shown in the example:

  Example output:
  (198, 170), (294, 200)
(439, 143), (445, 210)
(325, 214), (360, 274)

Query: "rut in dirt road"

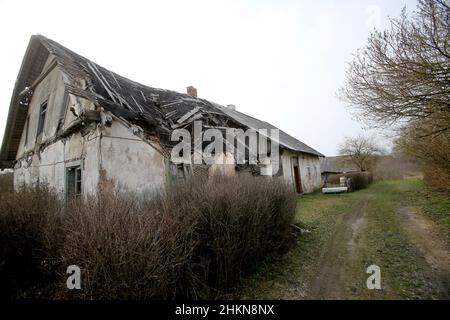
(399, 207), (450, 298)
(307, 196), (369, 299)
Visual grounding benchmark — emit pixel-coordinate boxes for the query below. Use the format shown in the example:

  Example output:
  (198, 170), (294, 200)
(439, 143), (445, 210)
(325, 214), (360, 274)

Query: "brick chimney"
(187, 86), (197, 98)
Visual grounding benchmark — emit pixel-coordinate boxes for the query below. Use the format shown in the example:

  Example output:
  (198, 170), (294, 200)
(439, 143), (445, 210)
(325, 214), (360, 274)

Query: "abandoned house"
(0, 35), (323, 197)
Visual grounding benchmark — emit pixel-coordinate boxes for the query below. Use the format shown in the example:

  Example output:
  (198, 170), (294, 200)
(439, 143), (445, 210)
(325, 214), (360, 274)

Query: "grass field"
(237, 179), (450, 299)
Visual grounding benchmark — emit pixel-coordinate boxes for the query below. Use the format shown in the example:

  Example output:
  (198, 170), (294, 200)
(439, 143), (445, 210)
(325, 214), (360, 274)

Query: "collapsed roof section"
(0, 35), (323, 168)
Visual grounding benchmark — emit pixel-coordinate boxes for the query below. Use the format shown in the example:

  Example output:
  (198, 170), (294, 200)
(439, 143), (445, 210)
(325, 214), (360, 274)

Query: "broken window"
(37, 101), (47, 137)
(169, 162), (192, 181)
(66, 165), (82, 197)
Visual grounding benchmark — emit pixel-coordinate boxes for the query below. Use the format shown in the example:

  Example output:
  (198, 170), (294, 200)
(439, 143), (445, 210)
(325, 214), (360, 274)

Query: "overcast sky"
(0, 0), (417, 156)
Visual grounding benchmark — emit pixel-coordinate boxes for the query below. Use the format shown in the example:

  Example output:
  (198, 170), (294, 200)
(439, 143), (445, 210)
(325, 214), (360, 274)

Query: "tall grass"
(0, 172), (13, 193)
(0, 175), (296, 299)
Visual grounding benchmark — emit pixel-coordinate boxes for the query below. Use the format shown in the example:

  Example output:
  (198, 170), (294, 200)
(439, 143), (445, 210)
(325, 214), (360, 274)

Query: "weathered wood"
(177, 106), (202, 124)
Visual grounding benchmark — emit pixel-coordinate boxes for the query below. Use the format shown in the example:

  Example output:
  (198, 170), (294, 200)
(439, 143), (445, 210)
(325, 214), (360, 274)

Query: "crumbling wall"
(13, 55), (101, 195)
(14, 130), (101, 194)
(98, 118), (167, 194)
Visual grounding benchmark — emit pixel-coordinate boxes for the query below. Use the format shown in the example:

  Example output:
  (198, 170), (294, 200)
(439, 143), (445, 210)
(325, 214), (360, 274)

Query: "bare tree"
(338, 135), (380, 172)
(340, 0), (450, 191)
(339, 0), (450, 137)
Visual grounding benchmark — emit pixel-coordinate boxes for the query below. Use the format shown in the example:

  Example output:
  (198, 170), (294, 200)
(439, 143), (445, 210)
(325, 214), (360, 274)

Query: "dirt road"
(308, 197), (369, 299)
(239, 179), (450, 300)
(399, 207), (450, 298)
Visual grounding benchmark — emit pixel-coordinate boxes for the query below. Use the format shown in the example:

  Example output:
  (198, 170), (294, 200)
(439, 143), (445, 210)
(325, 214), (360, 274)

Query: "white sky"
(0, 0), (417, 156)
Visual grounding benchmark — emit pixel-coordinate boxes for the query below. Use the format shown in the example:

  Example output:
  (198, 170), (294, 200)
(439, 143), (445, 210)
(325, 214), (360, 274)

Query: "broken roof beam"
(176, 106), (202, 124)
(86, 61), (134, 112)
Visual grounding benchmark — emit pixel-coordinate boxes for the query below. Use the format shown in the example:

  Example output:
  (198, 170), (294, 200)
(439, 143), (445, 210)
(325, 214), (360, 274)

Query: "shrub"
(423, 166), (450, 195)
(0, 175), (297, 299)
(0, 172), (13, 193)
(326, 172), (373, 192)
(0, 186), (62, 298)
(345, 172), (371, 191)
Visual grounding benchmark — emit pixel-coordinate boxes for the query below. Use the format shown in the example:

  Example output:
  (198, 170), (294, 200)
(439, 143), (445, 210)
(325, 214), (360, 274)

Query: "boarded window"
(37, 101), (47, 137)
(307, 167), (312, 180)
(66, 165), (82, 197)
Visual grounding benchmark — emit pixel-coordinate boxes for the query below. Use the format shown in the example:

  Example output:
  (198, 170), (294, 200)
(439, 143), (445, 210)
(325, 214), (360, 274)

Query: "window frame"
(65, 160), (83, 198)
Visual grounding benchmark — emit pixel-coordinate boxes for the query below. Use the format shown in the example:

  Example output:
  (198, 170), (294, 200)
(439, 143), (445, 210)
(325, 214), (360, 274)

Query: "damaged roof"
(214, 104), (323, 157)
(0, 35), (323, 167)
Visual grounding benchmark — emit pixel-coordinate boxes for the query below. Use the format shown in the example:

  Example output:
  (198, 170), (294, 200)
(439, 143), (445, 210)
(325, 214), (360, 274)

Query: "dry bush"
(0, 172), (13, 193)
(346, 172), (372, 191)
(186, 175), (297, 291)
(0, 186), (62, 298)
(423, 166), (450, 194)
(57, 191), (201, 299)
(397, 125), (450, 193)
(0, 175), (296, 299)
(372, 156), (422, 180)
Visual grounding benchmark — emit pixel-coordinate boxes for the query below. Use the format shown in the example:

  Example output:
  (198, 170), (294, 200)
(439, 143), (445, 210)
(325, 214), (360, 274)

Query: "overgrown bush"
(0, 172), (13, 193)
(346, 172), (372, 191)
(0, 186), (62, 298)
(0, 175), (297, 299)
(372, 156), (421, 180)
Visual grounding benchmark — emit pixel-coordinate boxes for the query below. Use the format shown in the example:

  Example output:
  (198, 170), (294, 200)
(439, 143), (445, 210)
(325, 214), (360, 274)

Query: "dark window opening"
(37, 101), (47, 137)
(67, 166), (82, 197)
(169, 162), (192, 181)
(24, 115), (30, 146)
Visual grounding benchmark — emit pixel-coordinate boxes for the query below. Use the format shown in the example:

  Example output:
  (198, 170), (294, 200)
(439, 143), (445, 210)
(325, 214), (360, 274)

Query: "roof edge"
(0, 35), (46, 165)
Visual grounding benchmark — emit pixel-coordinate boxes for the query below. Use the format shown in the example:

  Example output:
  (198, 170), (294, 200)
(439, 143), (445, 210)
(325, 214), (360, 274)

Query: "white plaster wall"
(99, 120), (167, 194)
(14, 130), (101, 195)
(16, 57), (67, 158)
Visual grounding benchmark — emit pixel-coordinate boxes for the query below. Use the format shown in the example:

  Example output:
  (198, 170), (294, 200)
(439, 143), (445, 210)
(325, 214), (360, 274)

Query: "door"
(292, 157), (302, 193)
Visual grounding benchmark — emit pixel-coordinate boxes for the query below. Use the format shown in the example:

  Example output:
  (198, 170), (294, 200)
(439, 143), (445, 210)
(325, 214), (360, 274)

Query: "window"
(24, 115), (30, 146)
(169, 162), (192, 181)
(66, 165), (82, 197)
(37, 101), (47, 137)
(307, 167), (311, 180)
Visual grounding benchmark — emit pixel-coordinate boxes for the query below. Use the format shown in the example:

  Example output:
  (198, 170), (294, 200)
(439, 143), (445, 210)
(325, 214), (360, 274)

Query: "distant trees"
(340, 0), (450, 192)
(338, 135), (380, 172)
